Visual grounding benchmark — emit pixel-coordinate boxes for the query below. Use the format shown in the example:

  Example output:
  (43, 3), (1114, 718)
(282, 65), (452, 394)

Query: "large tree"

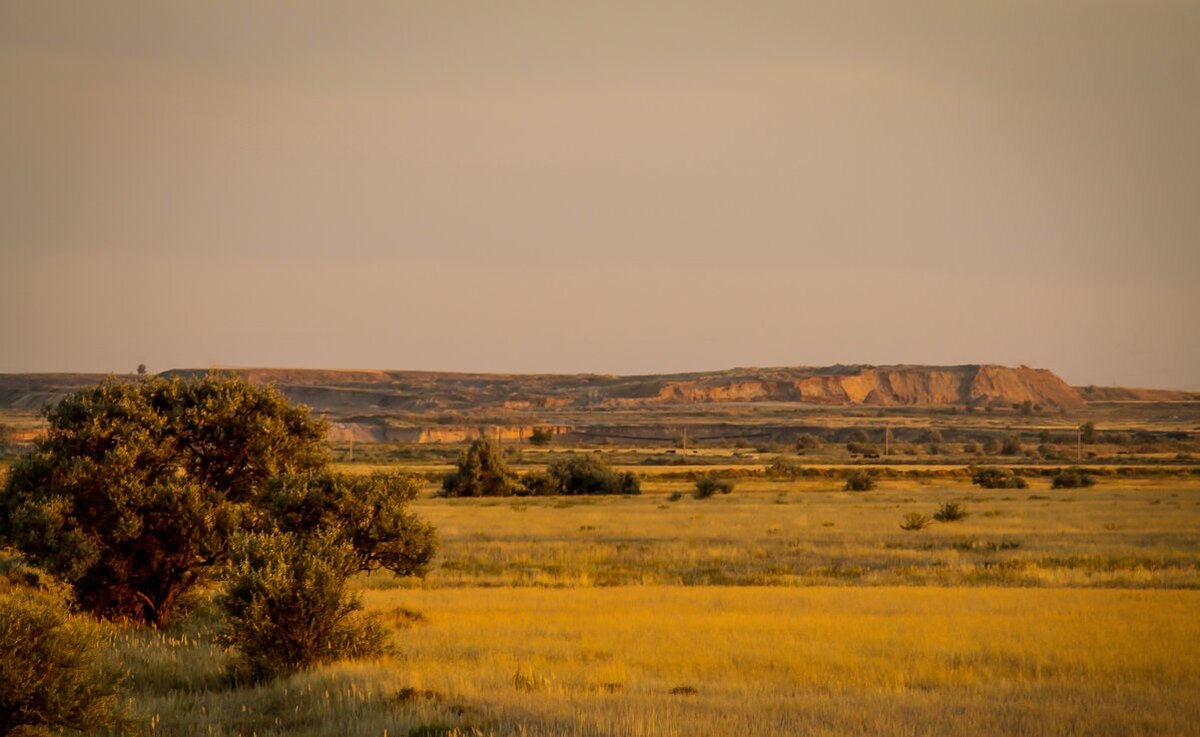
(0, 374), (330, 625)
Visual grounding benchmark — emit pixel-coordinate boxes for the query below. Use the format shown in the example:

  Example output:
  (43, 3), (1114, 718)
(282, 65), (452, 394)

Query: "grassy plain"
(401, 480), (1200, 589)
(104, 477), (1200, 736)
(118, 587), (1200, 737)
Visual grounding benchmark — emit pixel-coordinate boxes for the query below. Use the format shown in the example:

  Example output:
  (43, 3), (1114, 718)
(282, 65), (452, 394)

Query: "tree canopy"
(0, 374), (433, 627)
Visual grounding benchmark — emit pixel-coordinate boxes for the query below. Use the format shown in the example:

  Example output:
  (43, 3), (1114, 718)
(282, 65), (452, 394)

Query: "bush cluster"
(693, 476), (735, 499)
(843, 470), (877, 491)
(547, 455), (641, 495)
(971, 467), (1029, 489)
(440, 441), (641, 497)
(1051, 470), (1097, 489)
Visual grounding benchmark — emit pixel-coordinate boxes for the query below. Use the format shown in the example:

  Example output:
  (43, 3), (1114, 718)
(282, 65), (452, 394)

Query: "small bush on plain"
(765, 457), (803, 478)
(217, 532), (388, 682)
(971, 467), (1029, 489)
(933, 501), (969, 522)
(843, 470), (877, 491)
(443, 437), (521, 497)
(1052, 470), (1097, 489)
(900, 513), (933, 531)
(547, 455), (640, 495)
(693, 476), (735, 499)
(1001, 435), (1023, 455)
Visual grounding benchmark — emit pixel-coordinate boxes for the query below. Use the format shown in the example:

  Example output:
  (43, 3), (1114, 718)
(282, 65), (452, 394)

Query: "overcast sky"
(2, 1), (1197, 387)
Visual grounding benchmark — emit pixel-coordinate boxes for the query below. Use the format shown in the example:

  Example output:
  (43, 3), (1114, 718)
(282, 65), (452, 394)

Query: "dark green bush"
(846, 442), (878, 456)
(527, 427), (554, 446)
(442, 437), (520, 497)
(0, 558), (130, 736)
(693, 476), (735, 499)
(1001, 435), (1023, 455)
(971, 467), (1029, 489)
(259, 472), (437, 578)
(843, 470), (877, 491)
(1051, 470), (1097, 489)
(218, 532), (387, 682)
(519, 470), (560, 496)
(547, 455), (640, 495)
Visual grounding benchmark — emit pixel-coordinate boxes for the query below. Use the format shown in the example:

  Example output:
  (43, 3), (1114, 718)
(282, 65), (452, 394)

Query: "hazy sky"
(2, 2), (1197, 387)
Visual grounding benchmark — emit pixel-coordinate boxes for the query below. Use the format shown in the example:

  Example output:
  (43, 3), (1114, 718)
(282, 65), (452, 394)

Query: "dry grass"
(114, 587), (1200, 736)
(387, 480), (1200, 588)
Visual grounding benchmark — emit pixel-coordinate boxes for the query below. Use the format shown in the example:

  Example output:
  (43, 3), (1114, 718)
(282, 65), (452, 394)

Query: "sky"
(1, 1), (1197, 388)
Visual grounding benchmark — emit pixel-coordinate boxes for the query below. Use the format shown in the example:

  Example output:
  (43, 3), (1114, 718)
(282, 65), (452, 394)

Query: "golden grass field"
(118, 587), (1200, 736)
(102, 476), (1200, 736)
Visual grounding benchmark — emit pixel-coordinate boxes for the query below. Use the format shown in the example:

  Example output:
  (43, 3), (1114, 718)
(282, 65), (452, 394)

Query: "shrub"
(933, 501), (969, 522)
(693, 476), (734, 499)
(962, 441), (979, 453)
(0, 559), (130, 736)
(442, 437), (521, 497)
(971, 467), (1029, 489)
(519, 470), (560, 496)
(846, 441), (878, 456)
(900, 512), (933, 531)
(548, 455), (640, 495)
(258, 472), (437, 577)
(843, 470), (876, 491)
(983, 438), (1002, 454)
(218, 532), (387, 682)
(765, 457), (803, 479)
(1051, 470), (1097, 489)
(527, 427), (554, 446)
(1001, 435), (1023, 455)
(795, 433), (822, 450)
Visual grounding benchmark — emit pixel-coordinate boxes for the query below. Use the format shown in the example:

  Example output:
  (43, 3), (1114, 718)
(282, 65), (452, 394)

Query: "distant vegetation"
(693, 475), (735, 499)
(442, 439), (641, 497)
(971, 466), (1029, 489)
(843, 469), (877, 491)
(1052, 469), (1097, 489)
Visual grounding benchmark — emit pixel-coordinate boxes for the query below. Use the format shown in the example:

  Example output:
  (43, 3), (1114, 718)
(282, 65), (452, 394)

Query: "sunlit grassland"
(386, 480), (1200, 588)
(118, 587), (1200, 736)
(8, 456), (1199, 735)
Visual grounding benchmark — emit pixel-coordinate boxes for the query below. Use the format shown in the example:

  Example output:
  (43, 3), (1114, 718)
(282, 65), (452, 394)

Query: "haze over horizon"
(2, 2), (1197, 389)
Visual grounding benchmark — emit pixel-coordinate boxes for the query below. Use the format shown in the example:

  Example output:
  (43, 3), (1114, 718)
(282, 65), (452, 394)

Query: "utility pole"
(681, 426), (688, 451)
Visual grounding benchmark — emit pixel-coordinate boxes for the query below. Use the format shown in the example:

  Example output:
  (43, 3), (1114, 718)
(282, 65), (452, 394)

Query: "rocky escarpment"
(155, 364), (1085, 411)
